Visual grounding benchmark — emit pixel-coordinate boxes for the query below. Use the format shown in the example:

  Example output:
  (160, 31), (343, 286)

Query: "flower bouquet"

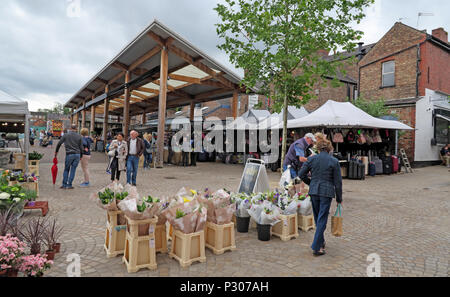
(91, 182), (132, 211)
(230, 193), (252, 218)
(247, 199), (281, 226)
(198, 188), (235, 225)
(271, 190), (301, 215)
(176, 187), (198, 204)
(163, 199), (207, 234)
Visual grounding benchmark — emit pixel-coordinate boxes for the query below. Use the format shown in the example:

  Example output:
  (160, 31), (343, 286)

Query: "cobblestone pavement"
(22, 144), (450, 277)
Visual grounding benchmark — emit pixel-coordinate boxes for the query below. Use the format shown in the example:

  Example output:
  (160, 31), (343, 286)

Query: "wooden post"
(102, 85), (110, 144)
(74, 107), (80, 131)
(81, 100), (86, 130)
(70, 108), (74, 125)
(142, 113), (146, 125)
(190, 101), (195, 122)
(90, 96), (96, 134)
(156, 47), (168, 168)
(232, 90), (239, 119)
(123, 71), (131, 139)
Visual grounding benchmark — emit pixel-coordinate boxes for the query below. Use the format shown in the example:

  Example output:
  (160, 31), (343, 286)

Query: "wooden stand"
(13, 153), (26, 171)
(232, 214), (236, 224)
(272, 213), (299, 241)
(104, 211), (126, 258)
(122, 216), (158, 273)
(24, 201), (48, 216)
(155, 224), (168, 254)
(298, 214), (315, 232)
(28, 160), (40, 176)
(21, 181), (39, 197)
(167, 223), (173, 241)
(169, 229), (206, 268)
(205, 222), (236, 255)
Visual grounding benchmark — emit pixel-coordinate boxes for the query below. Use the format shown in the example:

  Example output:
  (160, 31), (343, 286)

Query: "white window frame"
(382, 60), (395, 87)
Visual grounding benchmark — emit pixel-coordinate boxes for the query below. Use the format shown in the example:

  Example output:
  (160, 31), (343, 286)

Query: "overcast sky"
(0, 0), (448, 111)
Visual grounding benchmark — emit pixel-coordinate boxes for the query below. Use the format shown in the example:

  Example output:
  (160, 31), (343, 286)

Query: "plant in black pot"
(231, 193), (252, 233)
(248, 199), (281, 241)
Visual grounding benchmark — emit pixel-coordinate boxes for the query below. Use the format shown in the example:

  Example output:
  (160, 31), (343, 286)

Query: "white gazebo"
(0, 89), (31, 170)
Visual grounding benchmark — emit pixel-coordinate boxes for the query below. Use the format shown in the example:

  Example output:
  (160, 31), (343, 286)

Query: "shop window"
(382, 60), (395, 87)
(435, 117), (449, 145)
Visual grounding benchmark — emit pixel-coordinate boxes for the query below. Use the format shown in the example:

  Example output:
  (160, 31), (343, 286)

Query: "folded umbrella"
(51, 157), (58, 187)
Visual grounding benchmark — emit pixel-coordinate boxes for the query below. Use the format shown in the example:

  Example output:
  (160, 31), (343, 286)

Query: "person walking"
(80, 128), (93, 187)
(55, 124), (83, 190)
(126, 130), (144, 186)
(181, 135), (190, 167)
(283, 133), (316, 180)
(107, 132), (127, 182)
(299, 138), (342, 256)
(143, 133), (152, 170)
(39, 130), (45, 146)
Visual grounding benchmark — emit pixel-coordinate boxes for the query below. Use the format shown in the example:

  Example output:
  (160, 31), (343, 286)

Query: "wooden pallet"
(298, 214), (315, 232)
(155, 224), (168, 254)
(205, 222), (236, 255)
(122, 216), (158, 273)
(272, 213), (299, 241)
(169, 229), (206, 268)
(104, 210), (126, 258)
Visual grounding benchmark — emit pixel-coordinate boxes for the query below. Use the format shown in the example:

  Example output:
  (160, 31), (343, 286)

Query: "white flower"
(13, 198), (21, 203)
(0, 192), (10, 200)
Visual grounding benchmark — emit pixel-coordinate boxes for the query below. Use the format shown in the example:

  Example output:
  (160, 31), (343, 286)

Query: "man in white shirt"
(126, 130), (144, 186)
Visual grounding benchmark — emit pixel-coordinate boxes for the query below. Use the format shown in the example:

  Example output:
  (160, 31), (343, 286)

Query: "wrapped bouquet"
(248, 200), (281, 226)
(91, 182), (134, 211)
(230, 193), (251, 218)
(163, 199), (207, 234)
(198, 188), (235, 225)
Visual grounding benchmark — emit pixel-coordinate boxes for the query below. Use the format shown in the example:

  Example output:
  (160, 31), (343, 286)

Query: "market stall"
(0, 90), (30, 171)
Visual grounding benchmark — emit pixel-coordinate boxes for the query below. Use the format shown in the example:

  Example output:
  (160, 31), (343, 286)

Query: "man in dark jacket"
(283, 133), (316, 179)
(299, 139), (342, 256)
(55, 124), (83, 189)
(126, 130), (145, 186)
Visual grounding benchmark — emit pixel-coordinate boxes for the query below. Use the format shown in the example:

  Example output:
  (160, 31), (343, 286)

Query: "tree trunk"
(280, 88), (288, 171)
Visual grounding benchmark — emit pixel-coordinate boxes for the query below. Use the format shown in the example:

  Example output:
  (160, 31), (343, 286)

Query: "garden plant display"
(0, 234), (27, 272)
(18, 254), (53, 277)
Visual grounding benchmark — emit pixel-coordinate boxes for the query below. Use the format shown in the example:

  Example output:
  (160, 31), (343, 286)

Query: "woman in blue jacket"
(299, 137), (343, 256)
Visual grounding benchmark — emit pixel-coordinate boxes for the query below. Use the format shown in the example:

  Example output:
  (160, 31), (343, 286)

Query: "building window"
(382, 60), (395, 87)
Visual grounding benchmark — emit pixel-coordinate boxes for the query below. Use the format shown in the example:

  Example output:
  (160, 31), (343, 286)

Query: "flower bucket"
(256, 223), (271, 241)
(235, 216), (250, 233)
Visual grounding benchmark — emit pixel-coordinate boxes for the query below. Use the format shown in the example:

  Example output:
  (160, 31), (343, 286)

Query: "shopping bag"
(279, 166), (292, 188)
(331, 204), (343, 237)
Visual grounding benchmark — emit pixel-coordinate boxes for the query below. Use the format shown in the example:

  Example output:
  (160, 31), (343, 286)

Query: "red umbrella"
(51, 157), (58, 188)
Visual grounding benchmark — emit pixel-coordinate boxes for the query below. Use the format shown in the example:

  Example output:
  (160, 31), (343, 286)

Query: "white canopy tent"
(0, 90), (31, 171)
(225, 109), (271, 130)
(272, 100), (413, 130)
(258, 106), (309, 130)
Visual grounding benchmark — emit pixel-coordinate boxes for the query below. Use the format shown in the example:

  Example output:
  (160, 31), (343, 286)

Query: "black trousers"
(191, 152), (197, 166)
(110, 158), (121, 181)
(182, 152), (189, 166)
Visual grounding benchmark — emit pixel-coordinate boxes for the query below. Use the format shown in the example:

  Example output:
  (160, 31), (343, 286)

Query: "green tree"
(354, 96), (389, 118)
(38, 103), (71, 115)
(215, 0), (373, 165)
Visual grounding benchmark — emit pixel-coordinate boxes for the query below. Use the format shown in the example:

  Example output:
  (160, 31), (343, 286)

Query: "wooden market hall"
(64, 20), (247, 168)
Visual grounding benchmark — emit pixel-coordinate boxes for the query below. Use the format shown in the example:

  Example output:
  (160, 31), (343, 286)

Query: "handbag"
(357, 132), (366, 145)
(331, 204), (343, 237)
(333, 132), (344, 143)
(108, 149), (116, 157)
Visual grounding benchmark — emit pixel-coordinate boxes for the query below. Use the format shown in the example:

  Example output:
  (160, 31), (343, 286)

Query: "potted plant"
(18, 254), (53, 277)
(230, 193), (252, 233)
(44, 218), (63, 255)
(17, 217), (47, 255)
(28, 151), (44, 161)
(0, 234), (27, 277)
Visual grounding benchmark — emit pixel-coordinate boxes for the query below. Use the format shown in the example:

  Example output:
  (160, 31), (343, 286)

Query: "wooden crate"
(298, 214), (315, 232)
(28, 160), (40, 176)
(231, 214), (236, 224)
(24, 201), (48, 216)
(21, 181), (39, 197)
(13, 153), (26, 171)
(169, 229), (206, 268)
(104, 210), (127, 258)
(272, 213), (299, 241)
(166, 223), (173, 241)
(205, 221), (236, 255)
(155, 224), (168, 254)
(122, 216), (158, 273)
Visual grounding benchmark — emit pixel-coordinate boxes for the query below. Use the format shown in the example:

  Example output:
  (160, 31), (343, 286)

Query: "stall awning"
(436, 114), (450, 122)
(272, 100), (413, 130)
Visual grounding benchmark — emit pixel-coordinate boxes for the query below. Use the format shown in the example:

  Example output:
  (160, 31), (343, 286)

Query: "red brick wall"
(388, 105), (416, 161)
(359, 47), (418, 100)
(419, 41), (450, 96)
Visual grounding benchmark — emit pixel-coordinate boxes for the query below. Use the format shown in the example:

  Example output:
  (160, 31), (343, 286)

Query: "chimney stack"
(357, 42), (364, 61)
(432, 27), (448, 43)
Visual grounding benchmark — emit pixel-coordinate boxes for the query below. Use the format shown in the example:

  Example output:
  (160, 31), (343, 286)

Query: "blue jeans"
(126, 155), (139, 185)
(144, 153), (152, 168)
(310, 195), (332, 252)
(283, 164), (298, 179)
(62, 154), (80, 188)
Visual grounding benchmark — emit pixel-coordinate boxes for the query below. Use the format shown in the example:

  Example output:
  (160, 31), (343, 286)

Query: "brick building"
(358, 22), (450, 163)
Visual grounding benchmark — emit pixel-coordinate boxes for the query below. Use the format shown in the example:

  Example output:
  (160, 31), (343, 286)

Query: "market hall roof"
(64, 19), (247, 116)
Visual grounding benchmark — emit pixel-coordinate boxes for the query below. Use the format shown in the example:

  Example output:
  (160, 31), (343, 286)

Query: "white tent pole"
(24, 114), (29, 173)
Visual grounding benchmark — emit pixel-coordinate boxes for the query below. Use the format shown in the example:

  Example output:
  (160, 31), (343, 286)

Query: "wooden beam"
(156, 47), (168, 168)
(137, 87), (159, 94)
(168, 74), (201, 84)
(112, 61), (128, 71)
(102, 85), (110, 143)
(232, 90), (238, 119)
(129, 46), (161, 72)
(131, 91), (149, 100)
(109, 71), (126, 85)
(194, 88), (231, 101)
(94, 77), (108, 85)
(123, 71), (131, 138)
(147, 31), (166, 47)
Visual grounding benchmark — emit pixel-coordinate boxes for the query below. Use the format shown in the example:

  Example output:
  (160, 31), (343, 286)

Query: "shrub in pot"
(44, 218), (63, 256)
(17, 217), (47, 255)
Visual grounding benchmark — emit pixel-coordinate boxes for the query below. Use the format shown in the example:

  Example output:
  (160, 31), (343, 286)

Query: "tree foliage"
(354, 96), (389, 118)
(215, 0), (374, 162)
(38, 103), (71, 115)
